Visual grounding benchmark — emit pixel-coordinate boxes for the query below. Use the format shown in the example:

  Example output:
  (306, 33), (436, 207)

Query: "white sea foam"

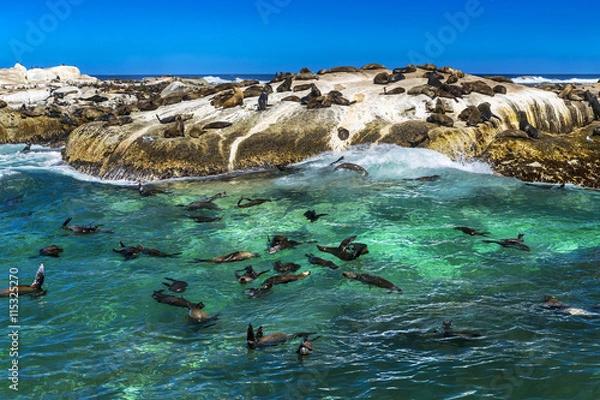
(513, 76), (599, 85)
(0, 144), (135, 185)
(295, 144), (494, 178)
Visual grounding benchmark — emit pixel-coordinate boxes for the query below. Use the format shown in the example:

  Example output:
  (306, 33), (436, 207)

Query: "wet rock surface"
(2, 63), (600, 187)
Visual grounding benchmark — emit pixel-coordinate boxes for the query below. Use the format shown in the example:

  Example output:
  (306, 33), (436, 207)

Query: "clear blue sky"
(2, 0), (599, 75)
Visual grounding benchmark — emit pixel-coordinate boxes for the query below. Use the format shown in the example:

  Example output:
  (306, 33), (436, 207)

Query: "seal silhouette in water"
(273, 261), (301, 273)
(245, 281), (274, 298)
(439, 320), (482, 340)
(151, 289), (197, 308)
(0, 264), (46, 298)
(162, 277), (189, 293)
(482, 233), (530, 251)
(235, 265), (270, 284)
(62, 217), (107, 234)
(237, 197), (272, 208)
(113, 241), (143, 260)
(296, 334), (321, 356)
(194, 250), (260, 263)
(334, 162), (369, 175)
(454, 226), (490, 236)
(305, 253), (339, 270)
(246, 323), (316, 349)
(39, 245), (64, 258)
(138, 181), (169, 197)
(264, 271), (311, 286)
(268, 235), (302, 254)
(21, 140), (32, 153)
(342, 271), (402, 293)
(304, 210), (328, 222)
(317, 235), (369, 261)
(188, 215), (223, 223)
(178, 191), (226, 210)
(542, 296), (600, 316)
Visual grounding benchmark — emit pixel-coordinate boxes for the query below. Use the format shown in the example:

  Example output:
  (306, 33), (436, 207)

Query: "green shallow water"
(1, 143), (599, 399)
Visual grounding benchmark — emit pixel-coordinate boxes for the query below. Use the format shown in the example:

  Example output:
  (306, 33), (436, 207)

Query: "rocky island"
(1, 63), (599, 187)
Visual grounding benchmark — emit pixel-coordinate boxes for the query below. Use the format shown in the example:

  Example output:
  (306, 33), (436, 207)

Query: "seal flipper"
(247, 323), (257, 348)
(338, 235), (357, 252)
(62, 217), (73, 228)
(31, 264), (45, 289)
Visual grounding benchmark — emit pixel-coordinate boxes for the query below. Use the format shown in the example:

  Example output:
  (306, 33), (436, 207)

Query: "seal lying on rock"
(317, 236), (369, 261)
(0, 264), (45, 298)
(246, 323), (316, 349)
(482, 233), (530, 251)
(518, 111), (539, 139)
(342, 271), (402, 293)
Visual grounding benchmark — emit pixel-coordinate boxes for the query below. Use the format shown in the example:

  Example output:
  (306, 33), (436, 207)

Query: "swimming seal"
(188, 215), (223, 223)
(0, 264), (45, 298)
(151, 289), (197, 308)
(454, 226), (490, 236)
(237, 197), (271, 208)
(62, 217), (106, 234)
(273, 261), (301, 273)
(235, 265), (270, 284)
(245, 281), (274, 298)
(194, 250), (260, 263)
(21, 141), (32, 153)
(39, 245), (63, 258)
(542, 296), (600, 316)
(246, 323), (316, 349)
(317, 235), (369, 261)
(296, 334), (321, 356)
(178, 191), (226, 210)
(264, 271), (311, 286)
(333, 162), (369, 176)
(113, 241), (143, 260)
(138, 182), (169, 197)
(305, 253), (339, 270)
(518, 111), (539, 139)
(482, 233), (530, 251)
(268, 235), (302, 254)
(162, 277), (189, 293)
(342, 271), (402, 293)
(439, 320), (482, 340)
(304, 210), (327, 222)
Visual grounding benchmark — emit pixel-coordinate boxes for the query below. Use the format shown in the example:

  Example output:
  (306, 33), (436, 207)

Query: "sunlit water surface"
(1, 143), (599, 399)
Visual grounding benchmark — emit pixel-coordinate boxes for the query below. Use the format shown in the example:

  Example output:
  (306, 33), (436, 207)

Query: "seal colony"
(2, 63), (598, 187)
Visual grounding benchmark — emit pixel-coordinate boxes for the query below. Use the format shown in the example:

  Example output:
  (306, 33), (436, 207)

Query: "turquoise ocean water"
(1, 143), (599, 399)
